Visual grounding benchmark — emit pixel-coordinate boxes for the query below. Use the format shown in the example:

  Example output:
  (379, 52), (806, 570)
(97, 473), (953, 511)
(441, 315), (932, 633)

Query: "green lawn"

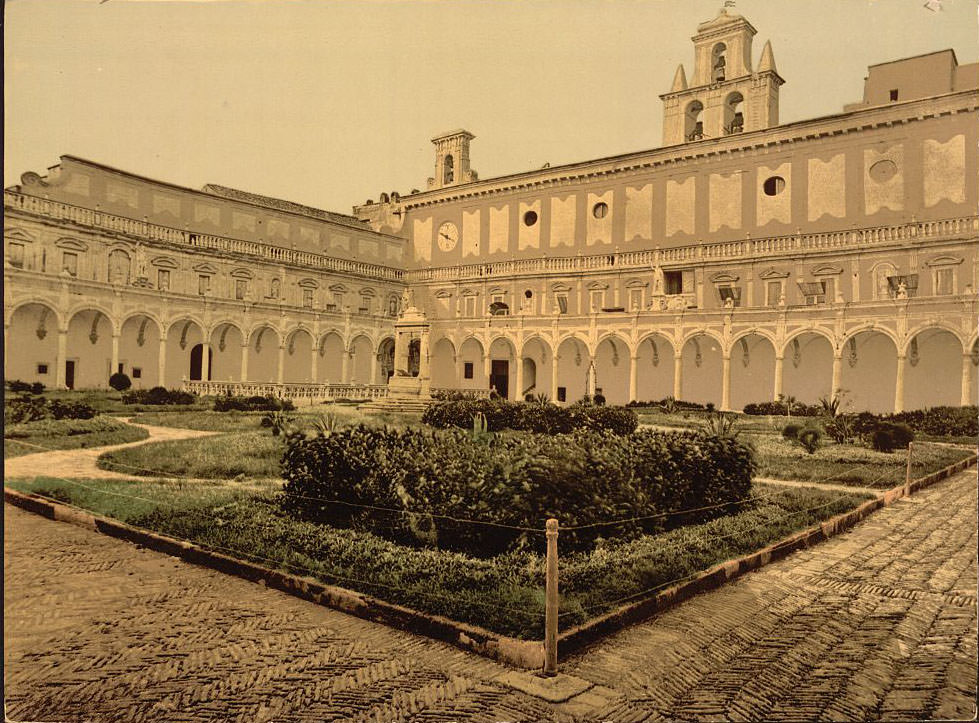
(129, 410), (268, 432)
(4, 416), (149, 459)
(5, 476), (872, 639)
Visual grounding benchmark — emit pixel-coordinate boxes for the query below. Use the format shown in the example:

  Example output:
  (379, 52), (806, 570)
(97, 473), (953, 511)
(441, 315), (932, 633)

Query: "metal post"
(544, 518), (559, 676)
(904, 441), (914, 497)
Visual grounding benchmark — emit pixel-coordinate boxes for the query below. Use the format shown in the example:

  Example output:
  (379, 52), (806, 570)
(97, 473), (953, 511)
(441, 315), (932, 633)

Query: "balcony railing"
(4, 190), (404, 283)
(405, 216), (978, 282)
(183, 380), (390, 401)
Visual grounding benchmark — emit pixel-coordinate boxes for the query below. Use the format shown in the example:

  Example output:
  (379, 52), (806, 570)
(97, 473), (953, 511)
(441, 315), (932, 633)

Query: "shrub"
(122, 386), (196, 406)
(824, 416), (854, 444)
(6, 380), (44, 395)
(262, 411), (294, 436)
(701, 411), (741, 438)
(781, 422), (802, 440)
(4, 396), (97, 424)
(280, 426), (756, 556)
(798, 427), (822, 454)
(870, 421), (914, 453)
(626, 397), (707, 412)
(421, 398), (639, 436)
(593, 393), (606, 406)
(213, 395), (295, 412)
(743, 400), (822, 417)
(109, 372), (132, 391)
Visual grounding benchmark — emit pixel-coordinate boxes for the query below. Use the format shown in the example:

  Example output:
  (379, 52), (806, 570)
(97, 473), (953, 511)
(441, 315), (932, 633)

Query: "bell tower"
(660, 8), (784, 146)
(428, 129), (478, 190)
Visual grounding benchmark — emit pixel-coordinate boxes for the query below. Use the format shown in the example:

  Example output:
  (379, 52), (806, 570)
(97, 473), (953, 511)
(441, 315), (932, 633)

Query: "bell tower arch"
(428, 129), (478, 190)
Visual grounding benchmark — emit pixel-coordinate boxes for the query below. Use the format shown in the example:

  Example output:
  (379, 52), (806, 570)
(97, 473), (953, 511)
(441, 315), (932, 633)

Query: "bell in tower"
(428, 130), (479, 190)
(659, 8), (784, 146)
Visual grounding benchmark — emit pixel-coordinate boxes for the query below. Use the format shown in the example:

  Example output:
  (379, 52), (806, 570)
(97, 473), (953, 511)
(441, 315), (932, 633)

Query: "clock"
(437, 221), (459, 252)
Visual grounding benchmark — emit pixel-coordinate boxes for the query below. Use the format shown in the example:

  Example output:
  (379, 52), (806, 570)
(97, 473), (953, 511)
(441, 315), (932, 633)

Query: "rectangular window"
(766, 280), (782, 306)
(717, 285), (742, 307)
(332, 292), (344, 310)
(589, 290), (604, 312)
(132, 367), (142, 379)
(557, 387), (567, 403)
(934, 268), (954, 296)
(629, 288), (643, 312)
(464, 296), (477, 317)
(303, 288), (314, 308)
(463, 362), (474, 380)
(157, 269), (170, 291)
(889, 89), (899, 101)
(886, 274), (919, 298)
(8, 242), (25, 268)
(359, 295), (372, 313)
(664, 271), (683, 295)
(798, 281), (826, 305)
(556, 294), (568, 314)
(198, 274), (211, 296)
(235, 279), (248, 300)
(62, 252), (78, 276)
(37, 363), (48, 375)
(822, 278), (836, 303)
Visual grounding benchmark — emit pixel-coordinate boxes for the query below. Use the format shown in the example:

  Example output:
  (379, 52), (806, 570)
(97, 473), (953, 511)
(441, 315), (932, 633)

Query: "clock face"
(437, 221), (459, 252)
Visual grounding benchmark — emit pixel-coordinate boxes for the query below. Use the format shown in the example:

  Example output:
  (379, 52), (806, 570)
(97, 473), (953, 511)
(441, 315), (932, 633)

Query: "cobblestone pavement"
(5, 467), (977, 722)
(4, 422), (217, 480)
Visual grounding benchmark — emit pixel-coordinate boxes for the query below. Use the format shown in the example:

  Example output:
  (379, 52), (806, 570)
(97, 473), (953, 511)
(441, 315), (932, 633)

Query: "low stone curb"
(557, 451), (977, 657)
(5, 451), (975, 672)
(2, 487), (544, 671)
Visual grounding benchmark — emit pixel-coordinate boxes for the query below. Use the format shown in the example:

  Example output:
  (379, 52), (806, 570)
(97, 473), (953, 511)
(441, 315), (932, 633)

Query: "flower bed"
(281, 425), (755, 555)
(421, 398), (639, 435)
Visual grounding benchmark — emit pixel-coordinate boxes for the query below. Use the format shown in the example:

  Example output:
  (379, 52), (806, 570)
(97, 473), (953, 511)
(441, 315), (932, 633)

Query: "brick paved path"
(5, 467), (977, 722)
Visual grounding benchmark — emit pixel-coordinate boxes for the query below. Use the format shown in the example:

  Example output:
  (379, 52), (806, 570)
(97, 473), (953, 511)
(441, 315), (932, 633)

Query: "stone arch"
(782, 331), (835, 405)
(66, 307), (116, 389)
(5, 302), (61, 387)
(555, 335), (591, 404)
(247, 324), (281, 383)
(119, 314), (162, 388)
(207, 321), (246, 382)
(282, 327), (315, 383)
(488, 336), (517, 400)
(593, 333), (630, 405)
(430, 336), (458, 389)
(67, 303), (117, 334)
(376, 336), (396, 384)
(680, 332), (723, 406)
(458, 336), (486, 390)
(904, 326), (965, 410)
(317, 331), (345, 383)
(520, 336), (552, 401)
(839, 329), (898, 413)
(635, 332), (675, 402)
(349, 333), (375, 384)
(728, 332), (777, 411)
(165, 318), (206, 387)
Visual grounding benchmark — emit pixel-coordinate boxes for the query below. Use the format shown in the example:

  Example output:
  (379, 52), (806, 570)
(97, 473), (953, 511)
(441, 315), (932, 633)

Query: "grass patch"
(3, 416), (149, 459)
(5, 477), (873, 639)
(129, 410), (267, 432)
(97, 431), (284, 479)
(753, 435), (974, 488)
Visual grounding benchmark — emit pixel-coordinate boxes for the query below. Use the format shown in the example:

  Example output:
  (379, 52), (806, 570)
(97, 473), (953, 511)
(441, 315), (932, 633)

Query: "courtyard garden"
(4, 388), (975, 641)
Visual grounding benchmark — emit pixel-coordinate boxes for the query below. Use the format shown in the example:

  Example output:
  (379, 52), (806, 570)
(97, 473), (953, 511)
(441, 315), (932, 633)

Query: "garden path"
(4, 420), (218, 480)
(4, 465), (976, 721)
(755, 476), (882, 495)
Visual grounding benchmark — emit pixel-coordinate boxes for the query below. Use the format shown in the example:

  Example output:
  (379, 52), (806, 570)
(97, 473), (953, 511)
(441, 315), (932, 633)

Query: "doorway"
(65, 360), (76, 390)
(189, 344), (213, 381)
(490, 359), (509, 399)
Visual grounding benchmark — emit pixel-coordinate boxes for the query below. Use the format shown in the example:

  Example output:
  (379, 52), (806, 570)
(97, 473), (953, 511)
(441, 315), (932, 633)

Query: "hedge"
(743, 400), (822, 417)
(122, 386), (197, 406)
(213, 395), (295, 412)
(421, 398), (639, 435)
(280, 425), (756, 556)
(4, 396), (97, 425)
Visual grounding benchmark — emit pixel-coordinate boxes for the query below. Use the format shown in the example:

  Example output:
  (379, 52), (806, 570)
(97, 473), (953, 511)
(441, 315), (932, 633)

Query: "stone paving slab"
(5, 467), (978, 721)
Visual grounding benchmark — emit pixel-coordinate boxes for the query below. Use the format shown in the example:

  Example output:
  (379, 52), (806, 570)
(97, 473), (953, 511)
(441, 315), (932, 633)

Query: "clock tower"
(428, 129), (479, 190)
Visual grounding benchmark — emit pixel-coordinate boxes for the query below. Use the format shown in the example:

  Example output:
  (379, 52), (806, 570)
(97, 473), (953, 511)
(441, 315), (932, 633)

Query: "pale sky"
(5, 0), (977, 214)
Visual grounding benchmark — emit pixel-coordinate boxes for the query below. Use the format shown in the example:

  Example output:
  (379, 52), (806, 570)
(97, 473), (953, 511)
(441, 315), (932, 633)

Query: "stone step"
(358, 398), (432, 415)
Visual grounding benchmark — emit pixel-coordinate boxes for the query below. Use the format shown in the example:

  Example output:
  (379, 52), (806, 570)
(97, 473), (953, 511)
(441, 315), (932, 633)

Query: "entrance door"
(189, 344), (213, 381)
(490, 359), (509, 399)
(65, 360), (76, 390)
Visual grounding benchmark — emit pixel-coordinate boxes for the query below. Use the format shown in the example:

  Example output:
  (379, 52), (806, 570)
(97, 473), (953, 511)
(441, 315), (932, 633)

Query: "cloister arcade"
(427, 325), (978, 413)
(4, 301), (395, 392)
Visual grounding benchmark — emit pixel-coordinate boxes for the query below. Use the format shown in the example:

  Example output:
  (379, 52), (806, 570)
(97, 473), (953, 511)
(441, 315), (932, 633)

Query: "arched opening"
(782, 333), (834, 404)
(556, 337), (590, 405)
(635, 334), (675, 402)
(67, 309), (114, 389)
(458, 337), (486, 391)
(208, 323), (244, 382)
(164, 320), (203, 387)
(685, 100), (705, 142)
(407, 339), (421, 378)
(594, 336), (630, 406)
(349, 335), (374, 384)
(189, 344), (213, 381)
(840, 331), (898, 413)
(430, 337), (457, 389)
(247, 326), (281, 383)
(521, 337), (552, 401)
(729, 334), (776, 411)
(283, 329), (314, 383)
(6, 303), (60, 387)
(443, 154), (454, 184)
(489, 337), (517, 400)
(120, 315), (162, 388)
(711, 42), (727, 82)
(376, 337), (396, 384)
(904, 329), (963, 410)
(680, 334), (723, 406)
(724, 91), (744, 135)
(317, 332), (345, 383)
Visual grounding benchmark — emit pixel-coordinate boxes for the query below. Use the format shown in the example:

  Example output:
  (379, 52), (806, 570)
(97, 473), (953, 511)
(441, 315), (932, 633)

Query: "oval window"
(763, 176), (786, 196)
(592, 202), (609, 219)
(868, 159), (898, 183)
(523, 210), (538, 226)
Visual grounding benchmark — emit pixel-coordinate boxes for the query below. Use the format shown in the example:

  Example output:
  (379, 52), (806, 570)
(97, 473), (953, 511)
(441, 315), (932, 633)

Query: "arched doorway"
(680, 334), (722, 406)
(729, 333), (776, 411)
(594, 335), (630, 406)
(165, 319), (204, 388)
(635, 334), (675, 402)
(555, 336), (590, 404)
(6, 303), (60, 387)
(782, 332), (834, 404)
(840, 331), (897, 413)
(904, 329), (963, 410)
(189, 343), (213, 381)
(120, 315), (162, 388)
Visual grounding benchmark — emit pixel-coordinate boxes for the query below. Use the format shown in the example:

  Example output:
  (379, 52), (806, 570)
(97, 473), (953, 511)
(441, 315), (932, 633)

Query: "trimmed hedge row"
(280, 425), (756, 556)
(421, 399), (639, 435)
(4, 396), (97, 424)
(875, 406), (977, 438)
(213, 395), (295, 412)
(122, 386), (197, 406)
(743, 400), (822, 417)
